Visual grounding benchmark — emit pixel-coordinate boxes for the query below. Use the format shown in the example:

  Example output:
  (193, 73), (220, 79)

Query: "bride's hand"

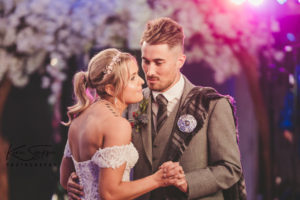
(153, 168), (168, 187)
(158, 161), (188, 193)
(153, 168), (179, 187)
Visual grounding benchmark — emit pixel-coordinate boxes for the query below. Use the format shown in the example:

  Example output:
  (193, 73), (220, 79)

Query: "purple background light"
(277, 0), (287, 4)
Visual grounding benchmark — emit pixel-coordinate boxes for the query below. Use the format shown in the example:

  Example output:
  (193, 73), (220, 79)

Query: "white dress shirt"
(152, 74), (185, 130)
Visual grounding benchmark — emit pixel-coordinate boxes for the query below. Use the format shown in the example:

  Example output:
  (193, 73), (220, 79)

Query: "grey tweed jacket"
(128, 76), (242, 200)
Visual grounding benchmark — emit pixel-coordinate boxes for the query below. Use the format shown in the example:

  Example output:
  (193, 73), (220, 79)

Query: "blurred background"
(1, 0), (300, 199)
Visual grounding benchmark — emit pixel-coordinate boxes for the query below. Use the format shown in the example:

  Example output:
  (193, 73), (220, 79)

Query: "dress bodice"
(63, 141), (139, 200)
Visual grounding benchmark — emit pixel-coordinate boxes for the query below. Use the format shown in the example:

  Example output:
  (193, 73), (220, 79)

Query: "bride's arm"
(98, 117), (167, 200)
(100, 165), (164, 200)
(60, 140), (76, 189)
(60, 156), (75, 189)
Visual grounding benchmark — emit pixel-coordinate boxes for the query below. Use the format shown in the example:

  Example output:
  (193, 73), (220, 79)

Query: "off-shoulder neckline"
(71, 142), (134, 164)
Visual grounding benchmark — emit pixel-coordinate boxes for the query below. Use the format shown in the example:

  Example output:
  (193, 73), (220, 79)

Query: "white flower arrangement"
(1, 0), (152, 104)
(1, 0), (284, 97)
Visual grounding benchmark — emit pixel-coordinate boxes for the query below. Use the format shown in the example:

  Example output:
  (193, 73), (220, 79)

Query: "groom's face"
(141, 42), (185, 92)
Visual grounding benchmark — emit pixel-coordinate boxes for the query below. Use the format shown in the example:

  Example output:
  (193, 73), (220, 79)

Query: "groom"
(67, 17), (245, 200)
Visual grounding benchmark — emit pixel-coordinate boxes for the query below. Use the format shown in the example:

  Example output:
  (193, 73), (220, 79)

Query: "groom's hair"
(140, 17), (184, 51)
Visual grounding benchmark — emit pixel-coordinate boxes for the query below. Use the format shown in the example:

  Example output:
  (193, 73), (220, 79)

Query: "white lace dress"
(63, 140), (139, 200)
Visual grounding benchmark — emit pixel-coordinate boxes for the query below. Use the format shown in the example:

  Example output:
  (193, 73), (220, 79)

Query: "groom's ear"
(172, 45), (186, 70)
(177, 53), (186, 70)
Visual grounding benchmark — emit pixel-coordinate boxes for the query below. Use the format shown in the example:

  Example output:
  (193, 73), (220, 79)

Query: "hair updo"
(63, 48), (137, 126)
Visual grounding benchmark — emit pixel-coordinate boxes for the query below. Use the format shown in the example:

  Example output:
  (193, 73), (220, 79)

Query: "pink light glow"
(230, 0), (246, 5)
(249, 0), (264, 6)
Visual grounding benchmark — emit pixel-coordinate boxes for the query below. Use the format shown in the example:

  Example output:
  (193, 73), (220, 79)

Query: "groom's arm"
(185, 98), (242, 199)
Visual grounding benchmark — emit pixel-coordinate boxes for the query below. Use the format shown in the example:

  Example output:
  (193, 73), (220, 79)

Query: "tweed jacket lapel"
(140, 88), (153, 166)
(177, 76), (195, 111)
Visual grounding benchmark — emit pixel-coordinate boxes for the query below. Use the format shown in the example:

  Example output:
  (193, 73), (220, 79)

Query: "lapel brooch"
(177, 114), (197, 133)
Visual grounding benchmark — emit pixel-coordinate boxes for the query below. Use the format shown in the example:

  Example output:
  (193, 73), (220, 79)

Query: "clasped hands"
(158, 161), (188, 193)
(66, 161), (188, 200)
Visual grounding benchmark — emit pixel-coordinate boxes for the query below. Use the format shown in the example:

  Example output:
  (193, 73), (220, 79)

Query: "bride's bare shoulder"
(102, 116), (132, 147)
(104, 116), (131, 134)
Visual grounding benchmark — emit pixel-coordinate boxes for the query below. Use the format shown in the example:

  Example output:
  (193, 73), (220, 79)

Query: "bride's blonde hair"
(62, 48), (137, 126)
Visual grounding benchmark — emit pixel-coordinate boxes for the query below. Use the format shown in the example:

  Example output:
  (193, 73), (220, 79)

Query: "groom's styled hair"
(140, 17), (184, 51)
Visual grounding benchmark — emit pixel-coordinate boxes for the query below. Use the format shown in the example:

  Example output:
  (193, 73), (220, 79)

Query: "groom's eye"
(155, 62), (163, 66)
(142, 59), (150, 65)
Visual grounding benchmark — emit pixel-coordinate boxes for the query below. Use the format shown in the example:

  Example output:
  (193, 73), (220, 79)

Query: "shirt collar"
(152, 74), (184, 102)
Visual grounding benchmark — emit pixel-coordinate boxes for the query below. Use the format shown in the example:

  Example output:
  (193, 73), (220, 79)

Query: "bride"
(60, 48), (183, 200)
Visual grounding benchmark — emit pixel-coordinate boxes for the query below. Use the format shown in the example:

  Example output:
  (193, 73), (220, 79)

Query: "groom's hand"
(159, 161), (188, 193)
(67, 172), (84, 200)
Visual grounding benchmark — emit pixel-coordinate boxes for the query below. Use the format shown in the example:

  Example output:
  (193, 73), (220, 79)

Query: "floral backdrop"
(2, 0), (283, 94)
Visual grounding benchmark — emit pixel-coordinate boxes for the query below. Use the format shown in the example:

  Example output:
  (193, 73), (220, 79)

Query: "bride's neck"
(100, 97), (127, 116)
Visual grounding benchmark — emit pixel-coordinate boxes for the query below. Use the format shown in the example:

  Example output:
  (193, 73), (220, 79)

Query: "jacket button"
(153, 144), (158, 148)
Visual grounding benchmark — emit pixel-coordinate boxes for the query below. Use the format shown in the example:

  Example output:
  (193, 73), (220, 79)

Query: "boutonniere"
(130, 98), (149, 132)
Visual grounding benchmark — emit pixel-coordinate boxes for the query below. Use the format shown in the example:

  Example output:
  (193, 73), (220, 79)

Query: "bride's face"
(121, 60), (144, 105)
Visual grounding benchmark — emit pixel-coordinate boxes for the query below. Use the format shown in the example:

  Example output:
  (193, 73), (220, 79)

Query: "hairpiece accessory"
(104, 52), (121, 74)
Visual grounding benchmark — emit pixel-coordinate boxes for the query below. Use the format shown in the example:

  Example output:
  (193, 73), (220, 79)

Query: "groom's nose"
(145, 63), (156, 77)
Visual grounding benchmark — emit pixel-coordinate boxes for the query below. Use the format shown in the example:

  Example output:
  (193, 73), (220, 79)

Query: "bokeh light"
(249, 0), (264, 6)
(276, 0), (287, 4)
(284, 45), (293, 52)
(50, 58), (58, 66)
(230, 0), (247, 5)
(286, 33), (296, 42)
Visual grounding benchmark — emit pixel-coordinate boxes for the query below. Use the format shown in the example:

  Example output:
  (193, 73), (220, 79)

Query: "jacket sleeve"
(185, 98), (242, 199)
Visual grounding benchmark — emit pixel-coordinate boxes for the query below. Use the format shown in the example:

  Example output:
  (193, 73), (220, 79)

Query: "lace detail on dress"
(92, 143), (139, 182)
(70, 142), (139, 200)
(63, 140), (72, 157)
(92, 143), (137, 169)
(72, 158), (99, 200)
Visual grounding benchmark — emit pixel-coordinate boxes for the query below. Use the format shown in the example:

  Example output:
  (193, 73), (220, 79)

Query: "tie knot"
(156, 94), (168, 106)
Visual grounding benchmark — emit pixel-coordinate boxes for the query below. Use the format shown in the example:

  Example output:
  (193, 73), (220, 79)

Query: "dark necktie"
(156, 94), (168, 133)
